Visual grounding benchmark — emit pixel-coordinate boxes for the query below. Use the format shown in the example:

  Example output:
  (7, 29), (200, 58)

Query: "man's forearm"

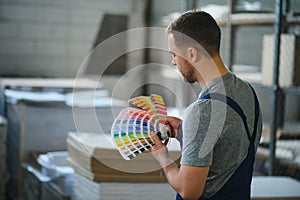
(158, 156), (182, 193)
(150, 132), (184, 196)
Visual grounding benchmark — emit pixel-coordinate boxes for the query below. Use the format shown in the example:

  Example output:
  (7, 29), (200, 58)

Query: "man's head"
(166, 10), (221, 83)
(167, 10), (221, 57)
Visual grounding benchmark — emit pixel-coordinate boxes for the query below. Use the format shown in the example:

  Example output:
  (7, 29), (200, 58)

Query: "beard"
(181, 68), (197, 83)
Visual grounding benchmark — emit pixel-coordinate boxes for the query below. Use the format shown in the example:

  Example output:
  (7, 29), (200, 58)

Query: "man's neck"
(197, 55), (228, 89)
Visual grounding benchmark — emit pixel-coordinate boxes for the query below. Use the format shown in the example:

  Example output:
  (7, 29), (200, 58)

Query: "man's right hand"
(166, 116), (182, 138)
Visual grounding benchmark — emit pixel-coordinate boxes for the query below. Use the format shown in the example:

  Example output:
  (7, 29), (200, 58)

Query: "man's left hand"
(150, 132), (172, 168)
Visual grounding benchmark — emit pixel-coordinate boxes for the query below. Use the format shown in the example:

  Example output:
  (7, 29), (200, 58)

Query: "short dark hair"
(167, 10), (221, 57)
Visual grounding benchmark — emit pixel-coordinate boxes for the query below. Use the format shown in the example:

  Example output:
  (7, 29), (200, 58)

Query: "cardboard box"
(262, 34), (300, 87)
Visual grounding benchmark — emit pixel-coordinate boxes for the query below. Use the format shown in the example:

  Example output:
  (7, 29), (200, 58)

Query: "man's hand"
(166, 116), (182, 138)
(150, 132), (209, 200)
(150, 132), (173, 168)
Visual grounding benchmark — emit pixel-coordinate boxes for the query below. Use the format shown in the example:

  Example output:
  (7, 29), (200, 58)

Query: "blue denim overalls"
(176, 85), (260, 200)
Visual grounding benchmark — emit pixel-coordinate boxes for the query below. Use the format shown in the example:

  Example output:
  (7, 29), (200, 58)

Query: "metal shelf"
(282, 86), (300, 95)
(235, 72), (300, 94)
(253, 83), (300, 95)
(217, 13), (300, 27)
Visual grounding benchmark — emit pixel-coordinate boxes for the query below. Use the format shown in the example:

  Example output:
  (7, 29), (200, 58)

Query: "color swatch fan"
(111, 94), (170, 160)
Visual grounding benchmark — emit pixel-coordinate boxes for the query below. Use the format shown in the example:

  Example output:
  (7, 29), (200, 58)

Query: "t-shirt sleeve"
(175, 123), (183, 148)
(180, 100), (222, 167)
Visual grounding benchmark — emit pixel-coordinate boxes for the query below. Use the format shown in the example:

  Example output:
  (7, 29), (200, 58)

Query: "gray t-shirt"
(176, 72), (262, 199)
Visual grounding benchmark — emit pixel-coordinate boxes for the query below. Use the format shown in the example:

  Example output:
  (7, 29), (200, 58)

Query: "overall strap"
(248, 84), (260, 143)
(199, 85), (259, 142)
(199, 93), (252, 141)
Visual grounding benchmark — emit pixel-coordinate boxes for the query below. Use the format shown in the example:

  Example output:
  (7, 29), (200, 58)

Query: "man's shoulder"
(185, 98), (212, 116)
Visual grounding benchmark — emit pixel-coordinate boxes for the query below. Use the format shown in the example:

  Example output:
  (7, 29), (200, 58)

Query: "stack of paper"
(67, 131), (181, 182)
(72, 172), (176, 200)
(67, 131), (181, 199)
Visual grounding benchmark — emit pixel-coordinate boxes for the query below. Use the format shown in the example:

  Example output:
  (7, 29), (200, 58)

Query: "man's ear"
(188, 47), (200, 63)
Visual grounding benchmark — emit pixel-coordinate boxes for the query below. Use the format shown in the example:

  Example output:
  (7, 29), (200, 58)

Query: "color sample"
(111, 94), (170, 160)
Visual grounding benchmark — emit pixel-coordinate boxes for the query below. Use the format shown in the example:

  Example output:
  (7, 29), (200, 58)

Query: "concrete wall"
(1, 0), (300, 78)
(0, 0), (131, 77)
(1, 0), (300, 77)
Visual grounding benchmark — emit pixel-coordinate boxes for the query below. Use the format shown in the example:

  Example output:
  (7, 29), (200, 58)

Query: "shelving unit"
(217, 13), (300, 27)
(219, 0), (300, 175)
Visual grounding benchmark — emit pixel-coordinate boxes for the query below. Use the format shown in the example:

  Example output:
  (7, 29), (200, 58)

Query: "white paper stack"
(72, 172), (176, 200)
(67, 132), (181, 199)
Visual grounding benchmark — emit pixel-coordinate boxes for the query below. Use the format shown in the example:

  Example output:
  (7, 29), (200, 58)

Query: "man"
(150, 10), (262, 200)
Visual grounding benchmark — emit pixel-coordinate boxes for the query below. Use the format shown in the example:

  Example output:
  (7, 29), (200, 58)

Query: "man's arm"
(150, 133), (209, 200)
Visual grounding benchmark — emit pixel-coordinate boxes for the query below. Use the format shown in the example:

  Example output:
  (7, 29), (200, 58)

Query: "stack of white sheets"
(67, 131), (181, 200)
